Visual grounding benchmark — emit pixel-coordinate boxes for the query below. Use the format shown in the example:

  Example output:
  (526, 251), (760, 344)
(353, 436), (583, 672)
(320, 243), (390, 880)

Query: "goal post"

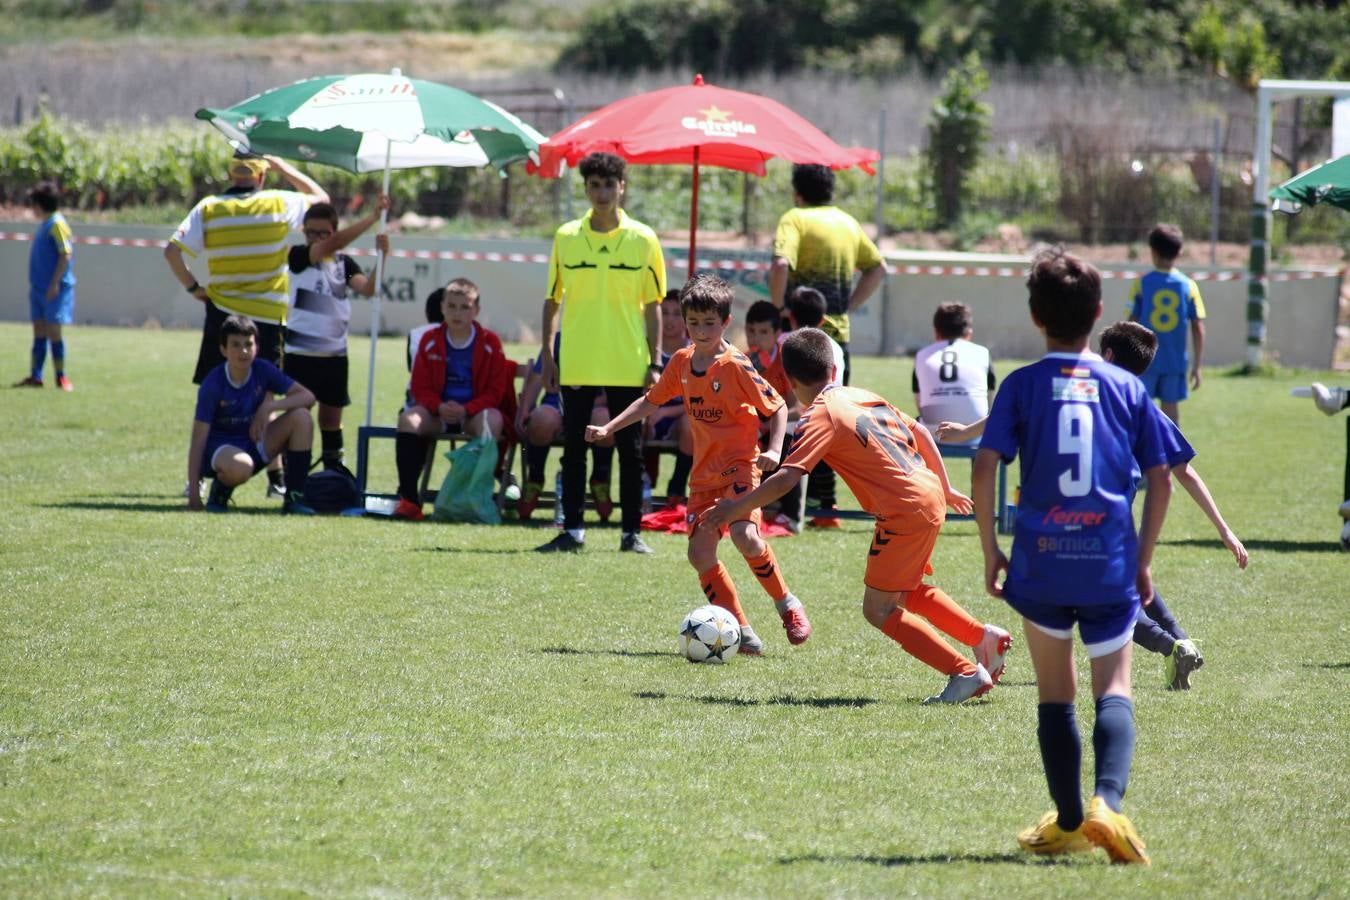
(1248, 79), (1350, 368)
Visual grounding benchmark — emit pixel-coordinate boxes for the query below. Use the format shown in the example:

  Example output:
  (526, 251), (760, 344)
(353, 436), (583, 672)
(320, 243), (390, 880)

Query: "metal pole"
(564, 97), (576, 221)
(875, 106), (890, 356)
(364, 144), (393, 427)
(364, 70), (398, 427)
(1247, 85), (1273, 369)
(688, 146), (700, 277)
(1209, 116), (1221, 268)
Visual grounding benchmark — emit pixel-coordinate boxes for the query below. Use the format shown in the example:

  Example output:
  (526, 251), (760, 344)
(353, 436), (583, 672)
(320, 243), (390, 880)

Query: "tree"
(927, 52), (991, 227)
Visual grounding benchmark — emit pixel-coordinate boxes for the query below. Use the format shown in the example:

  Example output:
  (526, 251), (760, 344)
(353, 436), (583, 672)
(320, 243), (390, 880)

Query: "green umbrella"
(1270, 154), (1350, 213)
(197, 69), (545, 426)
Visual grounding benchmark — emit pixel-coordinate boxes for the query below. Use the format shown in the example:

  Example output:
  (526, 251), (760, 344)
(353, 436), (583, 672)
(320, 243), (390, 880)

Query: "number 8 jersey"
(980, 352), (1169, 605)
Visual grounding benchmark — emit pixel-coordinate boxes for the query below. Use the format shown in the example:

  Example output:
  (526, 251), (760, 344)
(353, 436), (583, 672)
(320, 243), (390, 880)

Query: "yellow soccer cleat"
(1017, 810), (1095, 856)
(1082, 796), (1151, 865)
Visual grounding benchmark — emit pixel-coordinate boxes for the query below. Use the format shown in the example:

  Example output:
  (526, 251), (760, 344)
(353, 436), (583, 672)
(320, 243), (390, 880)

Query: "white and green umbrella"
(195, 70), (544, 173)
(196, 70), (546, 425)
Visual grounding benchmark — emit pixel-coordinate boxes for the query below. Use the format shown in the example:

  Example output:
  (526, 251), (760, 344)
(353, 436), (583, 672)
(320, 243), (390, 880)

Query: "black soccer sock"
(526, 442), (549, 485)
(320, 428), (344, 468)
(284, 450), (312, 497)
(267, 467), (285, 489)
(666, 451), (693, 498)
(1093, 695), (1136, 813)
(1038, 702), (1084, 831)
(1131, 605), (1176, 657)
(807, 461), (838, 509)
(395, 432), (428, 503)
(1142, 590), (1188, 642)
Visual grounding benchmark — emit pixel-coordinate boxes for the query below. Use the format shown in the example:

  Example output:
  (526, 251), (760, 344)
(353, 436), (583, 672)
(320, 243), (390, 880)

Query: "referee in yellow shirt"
(536, 153), (667, 554)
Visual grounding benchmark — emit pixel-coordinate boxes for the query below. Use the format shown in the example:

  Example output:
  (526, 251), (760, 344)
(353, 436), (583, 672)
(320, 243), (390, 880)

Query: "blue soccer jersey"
(29, 212), (76, 296)
(194, 359), (294, 444)
(1128, 270), (1205, 375)
(981, 352), (1169, 605)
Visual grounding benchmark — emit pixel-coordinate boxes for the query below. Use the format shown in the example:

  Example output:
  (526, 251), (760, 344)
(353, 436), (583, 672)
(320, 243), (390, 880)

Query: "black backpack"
(303, 468), (361, 514)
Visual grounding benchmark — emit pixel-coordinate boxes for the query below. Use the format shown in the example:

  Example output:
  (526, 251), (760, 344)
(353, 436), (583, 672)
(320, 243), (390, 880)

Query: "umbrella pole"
(688, 147), (700, 278)
(364, 145), (393, 427)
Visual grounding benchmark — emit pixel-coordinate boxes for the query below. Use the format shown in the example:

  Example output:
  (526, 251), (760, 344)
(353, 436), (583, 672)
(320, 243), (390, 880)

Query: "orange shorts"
(687, 477), (762, 538)
(864, 521), (939, 593)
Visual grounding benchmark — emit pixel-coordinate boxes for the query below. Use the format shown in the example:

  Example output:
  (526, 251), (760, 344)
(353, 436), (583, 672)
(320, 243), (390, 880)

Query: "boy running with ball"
(587, 274), (809, 654)
(702, 328), (1012, 702)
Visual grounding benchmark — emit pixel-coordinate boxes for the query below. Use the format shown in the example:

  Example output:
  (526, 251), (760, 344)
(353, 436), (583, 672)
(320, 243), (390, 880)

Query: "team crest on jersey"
(712, 378), (721, 393)
(1052, 376), (1100, 403)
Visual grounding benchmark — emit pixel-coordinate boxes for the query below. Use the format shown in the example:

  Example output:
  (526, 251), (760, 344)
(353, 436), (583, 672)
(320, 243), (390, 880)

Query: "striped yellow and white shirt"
(171, 188), (311, 324)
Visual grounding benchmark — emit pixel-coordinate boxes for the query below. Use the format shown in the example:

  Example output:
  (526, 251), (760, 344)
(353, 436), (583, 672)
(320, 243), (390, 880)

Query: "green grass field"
(2, 322), (1347, 897)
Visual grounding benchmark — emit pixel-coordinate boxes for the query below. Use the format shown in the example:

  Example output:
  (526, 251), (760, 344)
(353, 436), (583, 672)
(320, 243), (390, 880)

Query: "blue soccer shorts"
(203, 437), (270, 475)
(29, 287), (75, 325)
(1002, 588), (1139, 658)
(1140, 369), (1188, 403)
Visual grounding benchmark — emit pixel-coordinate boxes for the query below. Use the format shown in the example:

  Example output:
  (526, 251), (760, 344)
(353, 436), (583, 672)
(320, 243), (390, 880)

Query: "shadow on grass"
(543, 647), (670, 659)
(634, 690), (877, 709)
(779, 852), (1067, 867)
(413, 546), (538, 555)
(44, 500), (276, 515)
(1303, 662), (1350, 670)
(1161, 536), (1344, 554)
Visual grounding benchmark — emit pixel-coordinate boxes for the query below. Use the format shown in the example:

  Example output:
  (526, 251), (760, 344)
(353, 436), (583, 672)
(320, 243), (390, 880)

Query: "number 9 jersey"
(979, 352), (1169, 605)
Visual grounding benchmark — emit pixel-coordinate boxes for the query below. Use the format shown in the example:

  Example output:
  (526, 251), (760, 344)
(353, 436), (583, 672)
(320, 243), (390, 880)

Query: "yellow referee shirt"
(548, 209), (667, 387)
(773, 205), (881, 345)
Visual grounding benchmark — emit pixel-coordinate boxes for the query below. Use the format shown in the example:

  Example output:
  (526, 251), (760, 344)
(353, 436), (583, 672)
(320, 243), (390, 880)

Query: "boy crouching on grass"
(587, 274), (810, 655)
(702, 327), (1012, 703)
(188, 315), (317, 513)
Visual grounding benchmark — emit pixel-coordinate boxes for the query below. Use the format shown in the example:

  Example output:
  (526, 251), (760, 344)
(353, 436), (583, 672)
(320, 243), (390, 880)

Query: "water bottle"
(641, 470), (653, 514)
(553, 471), (565, 526)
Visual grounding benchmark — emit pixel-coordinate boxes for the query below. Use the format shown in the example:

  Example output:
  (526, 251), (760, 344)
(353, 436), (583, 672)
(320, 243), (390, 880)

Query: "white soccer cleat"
(1310, 382), (1348, 416)
(739, 626), (764, 656)
(974, 624), (1013, 684)
(923, 663), (993, 704)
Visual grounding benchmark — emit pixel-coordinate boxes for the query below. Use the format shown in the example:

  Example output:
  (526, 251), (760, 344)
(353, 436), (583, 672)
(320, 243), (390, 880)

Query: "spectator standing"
(768, 163), (884, 386)
(164, 151), (329, 386)
(536, 152), (667, 554)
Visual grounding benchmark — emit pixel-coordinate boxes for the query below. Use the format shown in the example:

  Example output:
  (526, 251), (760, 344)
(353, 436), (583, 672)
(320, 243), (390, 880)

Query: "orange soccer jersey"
(784, 385), (945, 531)
(750, 338), (794, 402)
(647, 344), (784, 493)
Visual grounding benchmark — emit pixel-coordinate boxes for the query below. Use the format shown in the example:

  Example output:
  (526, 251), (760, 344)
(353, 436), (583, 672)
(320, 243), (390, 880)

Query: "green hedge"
(8, 113), (1339, 250)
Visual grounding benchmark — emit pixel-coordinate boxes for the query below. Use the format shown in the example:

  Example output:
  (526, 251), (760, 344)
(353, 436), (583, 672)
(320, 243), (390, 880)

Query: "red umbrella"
(531, 75), (880, 273)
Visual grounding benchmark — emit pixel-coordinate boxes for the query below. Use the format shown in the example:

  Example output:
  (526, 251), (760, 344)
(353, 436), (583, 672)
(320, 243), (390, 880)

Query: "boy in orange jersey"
(744, 299), (804, 532)
(703, 327), (1013, 702)
(587, 274), (810, 654)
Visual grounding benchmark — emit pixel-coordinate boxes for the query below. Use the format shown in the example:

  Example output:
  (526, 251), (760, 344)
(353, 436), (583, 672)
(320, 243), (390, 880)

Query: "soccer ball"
(678, 604), (741, 663)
